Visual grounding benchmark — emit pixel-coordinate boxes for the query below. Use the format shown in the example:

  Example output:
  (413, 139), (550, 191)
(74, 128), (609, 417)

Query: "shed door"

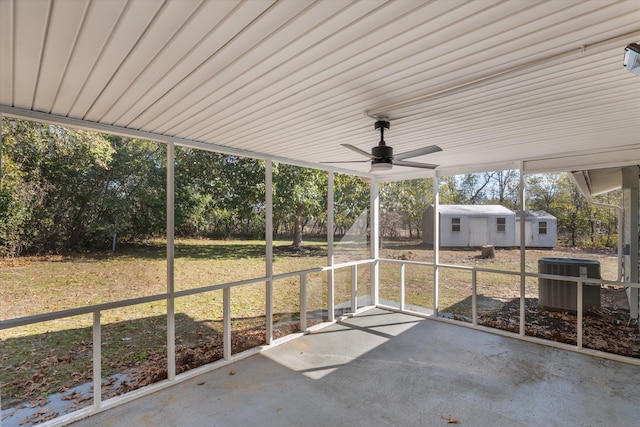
(469, 217), (488, 247)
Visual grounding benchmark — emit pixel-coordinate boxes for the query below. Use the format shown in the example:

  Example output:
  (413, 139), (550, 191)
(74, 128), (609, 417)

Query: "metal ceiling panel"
(104, 0), (246, 126)
(0, 0), (14, 105)
(67, 0), (166, 118)
(1, 0), (639, 180)
(50, 0), (128, 115)
(11, 0), (49, 108)
(83, 0), (203, 122)
(32, 0), (90, 112)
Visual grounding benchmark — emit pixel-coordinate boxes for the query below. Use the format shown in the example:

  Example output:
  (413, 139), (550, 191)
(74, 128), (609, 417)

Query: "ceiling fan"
(328, 120), (442, 172)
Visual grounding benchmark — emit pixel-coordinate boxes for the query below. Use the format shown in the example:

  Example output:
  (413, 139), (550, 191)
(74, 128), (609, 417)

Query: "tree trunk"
(481, 245), (495, 259)
(292, 204), (304, 248)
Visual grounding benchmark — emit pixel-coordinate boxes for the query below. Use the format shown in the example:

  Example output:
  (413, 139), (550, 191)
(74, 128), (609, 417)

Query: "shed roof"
(1, 1), (639, 180)
(515, 210), (556, 220)
(438, 205), (515, 215)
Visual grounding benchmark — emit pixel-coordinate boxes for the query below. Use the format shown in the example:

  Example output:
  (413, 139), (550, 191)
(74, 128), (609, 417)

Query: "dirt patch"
(103, 322), (299, 399)
(3, 322), (300, 419)
(273, 245), (326, 257)
(477, 288), (640, 358)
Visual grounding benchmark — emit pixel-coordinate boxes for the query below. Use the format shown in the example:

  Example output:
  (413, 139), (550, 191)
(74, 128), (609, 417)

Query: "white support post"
(300, 273), (307, 332)
(433, 174), (440, 316)
(351, 265), (358, 313)
(622, 166), (639, 320)
(166, 142), (176, 380)
(519, 164), (526, 337)
(327, 172), (334, 261)
(265, 161), (273, 344)
(327, 172), (335, 321)
(0, 120), (3, 423)
(577, 268), (586, 350)
(93, 311), (101, 408)
(371, 178), (380, 306)
(471, 270), (477, 327)
(223, 287), (231, 360)
(400, 263), (406, 311)
(0, 113), (3, 193)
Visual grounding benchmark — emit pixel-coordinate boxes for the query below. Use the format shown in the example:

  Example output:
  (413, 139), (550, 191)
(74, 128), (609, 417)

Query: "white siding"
(426, 205), (516, 247)
(515, 212), (557, 248)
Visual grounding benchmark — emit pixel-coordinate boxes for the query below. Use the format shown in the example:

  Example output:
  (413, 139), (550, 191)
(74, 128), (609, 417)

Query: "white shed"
(422, 205), (516, 248)
(515, 210), (557, 248)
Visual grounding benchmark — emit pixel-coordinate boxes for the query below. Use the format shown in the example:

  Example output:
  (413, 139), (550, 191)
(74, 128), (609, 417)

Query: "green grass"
(0, 238), (339, 409)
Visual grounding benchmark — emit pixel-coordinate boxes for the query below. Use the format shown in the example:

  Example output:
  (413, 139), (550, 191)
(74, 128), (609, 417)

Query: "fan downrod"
(373, 120), (392, 158)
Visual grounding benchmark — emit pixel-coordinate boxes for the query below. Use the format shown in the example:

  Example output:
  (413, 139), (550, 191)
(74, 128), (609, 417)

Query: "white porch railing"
(377, 258), (640, 366)
(0, 259), (374, 427)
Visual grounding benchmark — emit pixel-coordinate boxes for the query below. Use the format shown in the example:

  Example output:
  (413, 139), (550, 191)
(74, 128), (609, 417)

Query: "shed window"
(452, 218), (460, 232)
(497, 217), (506, 232)
(539, 221), (547, 234)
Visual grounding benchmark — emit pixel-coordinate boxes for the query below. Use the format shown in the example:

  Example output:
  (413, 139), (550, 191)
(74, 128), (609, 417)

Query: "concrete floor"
(72, 308), (640, 427)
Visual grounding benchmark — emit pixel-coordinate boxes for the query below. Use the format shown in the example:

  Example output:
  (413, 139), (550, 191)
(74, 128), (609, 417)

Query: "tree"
(1, 119), (117, 254)
(103, 136), (167, 243)
(273, 164), (326, 247)
(590, 190), (621, 247)
(173, 149), (268, 239)
(526, 173), (620, 248)
(0, 119), (172, 254)
(488, 170), (519, 209)
(380, 179), (434, 239)
(526, 174), (560, 212)
(456, 173), (493, 204)
(5, 119), (623, 255)
(333, 174), (369, 236)
(438, 176), (464, 204)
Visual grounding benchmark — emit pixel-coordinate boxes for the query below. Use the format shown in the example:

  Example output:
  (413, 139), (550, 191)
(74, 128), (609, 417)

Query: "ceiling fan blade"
(320, 160), (370, 164)
(394, 145), (442, 161)
(341, 144), (373, 158)
(394, 159), (439, 169)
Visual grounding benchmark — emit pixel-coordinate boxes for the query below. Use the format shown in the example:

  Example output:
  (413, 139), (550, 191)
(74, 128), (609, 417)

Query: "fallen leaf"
(229, 370), (236, 376)
(441, 414), (459, 424)
(197, 381), (205, 386)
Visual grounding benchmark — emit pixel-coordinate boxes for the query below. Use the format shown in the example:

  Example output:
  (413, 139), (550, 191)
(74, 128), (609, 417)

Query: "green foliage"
(438, 176), (464, 204)
(273, 163), (326, 245)
(525, 173), (620, 248)
(174, 149), (265, 238)
(333, 174), (369, 235)
(550, 174), (590, 246)
(103, 136), (167, 243)
(525, 173), (559, 212)
(1, 119), (118, 254)
(380, 179), (434, 238)
(0, 118), (623, 254)
(0, 180), (30, 256)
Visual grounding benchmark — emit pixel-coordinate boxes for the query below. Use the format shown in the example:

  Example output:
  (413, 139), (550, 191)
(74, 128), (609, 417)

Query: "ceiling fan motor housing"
(372, 145), (393, 159)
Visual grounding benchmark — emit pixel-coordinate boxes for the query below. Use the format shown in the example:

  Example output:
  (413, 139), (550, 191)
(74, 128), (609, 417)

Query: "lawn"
(0, 238), (624, 414)
(0, 238), (355, 411)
